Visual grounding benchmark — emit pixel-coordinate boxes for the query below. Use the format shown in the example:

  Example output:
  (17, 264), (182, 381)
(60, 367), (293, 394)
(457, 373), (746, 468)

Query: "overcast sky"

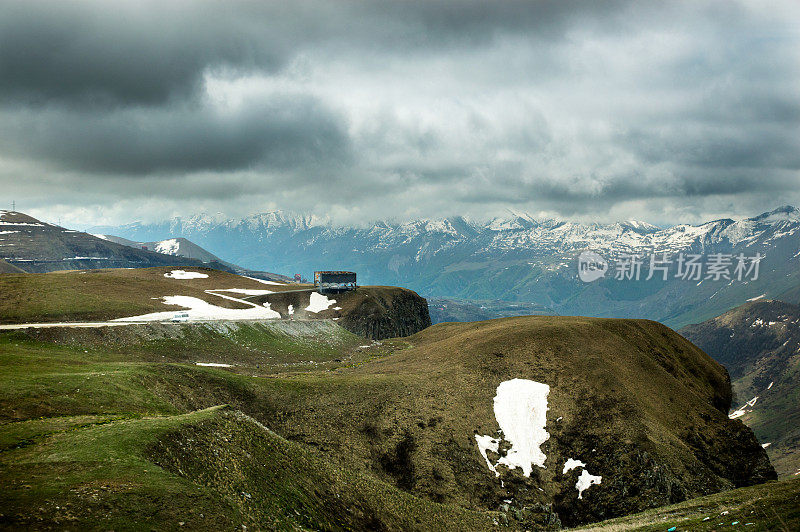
(2, 0), (799, 228)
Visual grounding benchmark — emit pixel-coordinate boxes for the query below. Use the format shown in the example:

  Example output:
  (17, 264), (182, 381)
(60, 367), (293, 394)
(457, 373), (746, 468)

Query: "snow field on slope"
(306, 292), (336, 313)
(164, 270), (209, 279)
(475, 379), (550, 478)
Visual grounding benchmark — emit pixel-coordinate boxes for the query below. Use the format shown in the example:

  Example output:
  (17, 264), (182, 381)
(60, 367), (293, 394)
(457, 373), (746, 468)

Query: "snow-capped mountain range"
(91, 206), (800, 328)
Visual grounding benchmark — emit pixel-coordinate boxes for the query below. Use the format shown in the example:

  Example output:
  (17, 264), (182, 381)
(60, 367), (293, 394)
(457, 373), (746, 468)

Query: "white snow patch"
(243, 276), (284, 285)
(474, 435), (501, 476)
(747, 293), (766, 302)
(113, 295), (280, 322)
(216, 288), (274, 295)
(575, 469), (602, 499)
(563, 458), (586, 474)
(164, 270), (208, 279)
(475, 379), (550, 478)
(762, 442), (771, 448)
(287, 305), (294, 315)
(92, 233), (109, 240)
(0, 230), (19, 235)
(729, 396), (759, 419)
(196, 362), (232, 367)
(306, 292), (336, 313)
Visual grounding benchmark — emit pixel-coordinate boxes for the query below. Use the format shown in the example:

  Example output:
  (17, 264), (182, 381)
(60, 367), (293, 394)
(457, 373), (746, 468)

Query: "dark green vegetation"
(1, 312), (790, 530)
(681, 299), (800, 478)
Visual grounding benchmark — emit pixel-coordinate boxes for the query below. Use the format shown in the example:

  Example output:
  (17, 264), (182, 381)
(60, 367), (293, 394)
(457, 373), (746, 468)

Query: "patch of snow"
(575, 469), (602, 499)
(92, 233), (109, 240)
(475, 379), (550, 478)
(306, 292), (336, 313)
(196, 362), (232, 367)
(0, 230), (19, 235)
(729, 396), (759, 419)
(474, 435), (501, 476)
(113, 295), (280, 321)
(287, 304), (294, 315)
(216, 288), (273, 295)
(747, 294), (766, 302)
(243, 276), (284, 285)
(762, 442), (771, 448)
(164, 270), (209, 279)
(563, 458), (586, 474)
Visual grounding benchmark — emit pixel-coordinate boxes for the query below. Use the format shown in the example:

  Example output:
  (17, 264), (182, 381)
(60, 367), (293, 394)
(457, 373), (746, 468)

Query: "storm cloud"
(1, 0), (799, 227)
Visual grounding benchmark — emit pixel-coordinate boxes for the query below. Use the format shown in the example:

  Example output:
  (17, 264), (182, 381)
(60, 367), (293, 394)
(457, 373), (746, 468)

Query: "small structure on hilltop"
(314, 271), (357, 293)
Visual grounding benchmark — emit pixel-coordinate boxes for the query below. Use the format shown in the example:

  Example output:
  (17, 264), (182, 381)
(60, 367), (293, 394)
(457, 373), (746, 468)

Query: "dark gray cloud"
(1, 0), (799, 227)
(0, 96), (351, 173)
(0, 0), (630, 106)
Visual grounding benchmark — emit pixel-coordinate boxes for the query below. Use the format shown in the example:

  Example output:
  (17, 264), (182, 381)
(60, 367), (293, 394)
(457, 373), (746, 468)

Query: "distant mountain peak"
(751, 205), (800, 223)
(620, 219), (661, 233)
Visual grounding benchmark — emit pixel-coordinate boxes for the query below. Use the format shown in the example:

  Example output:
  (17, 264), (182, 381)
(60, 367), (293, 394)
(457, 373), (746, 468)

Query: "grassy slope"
(1, 407), (495, 531)
(0, 267), (302, 323)
(578, 477), (800, 531)
(0, 316), (795, 530)
(0, 323), (494, 530)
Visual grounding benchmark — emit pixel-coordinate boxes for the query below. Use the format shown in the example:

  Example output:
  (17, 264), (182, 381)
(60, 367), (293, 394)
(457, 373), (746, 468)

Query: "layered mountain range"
(91, 206), (800, 329)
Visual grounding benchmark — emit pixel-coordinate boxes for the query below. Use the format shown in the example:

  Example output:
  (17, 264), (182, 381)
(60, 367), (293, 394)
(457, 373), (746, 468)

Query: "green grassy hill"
(0, 312), (784, 529)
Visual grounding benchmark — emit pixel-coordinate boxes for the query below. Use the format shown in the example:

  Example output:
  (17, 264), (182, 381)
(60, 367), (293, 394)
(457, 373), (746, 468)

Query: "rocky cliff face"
(249, 286), (432, 340)
(336, 287), (431, 340)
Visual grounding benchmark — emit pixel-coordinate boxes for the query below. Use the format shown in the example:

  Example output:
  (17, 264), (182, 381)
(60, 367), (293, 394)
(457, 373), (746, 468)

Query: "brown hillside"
(230, 315), (775, 527)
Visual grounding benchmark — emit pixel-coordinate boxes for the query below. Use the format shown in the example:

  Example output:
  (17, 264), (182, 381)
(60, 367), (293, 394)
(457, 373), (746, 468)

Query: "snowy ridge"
(113, 206), (800, 262)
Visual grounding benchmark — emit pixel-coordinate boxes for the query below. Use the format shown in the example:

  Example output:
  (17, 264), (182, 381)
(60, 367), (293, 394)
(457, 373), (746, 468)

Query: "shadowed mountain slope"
(681, 299), (800, 477)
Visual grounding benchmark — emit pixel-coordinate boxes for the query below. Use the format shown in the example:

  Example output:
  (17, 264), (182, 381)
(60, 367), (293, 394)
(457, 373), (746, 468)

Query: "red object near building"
(294, 273), (302, 282)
